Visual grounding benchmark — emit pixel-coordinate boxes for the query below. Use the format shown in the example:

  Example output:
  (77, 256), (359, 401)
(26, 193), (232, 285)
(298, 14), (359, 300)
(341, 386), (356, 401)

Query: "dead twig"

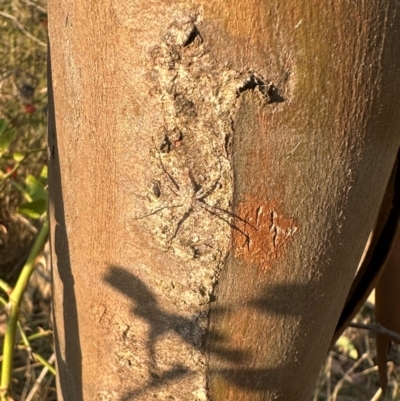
(350, 322), (400, 343)
(24, 353), (55, 401)
(0, 11), (46, 47)
(20, 0), (47, 14)
(331, 352), (369, 401)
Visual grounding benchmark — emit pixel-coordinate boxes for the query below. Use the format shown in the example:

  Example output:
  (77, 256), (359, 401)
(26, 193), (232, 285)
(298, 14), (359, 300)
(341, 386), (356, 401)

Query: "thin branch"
(331, 352), (369, 401)
(326, 354), (332, 401)
(12, 214), (38, 235)
(349, 322), (400, 343)
(0, 11), (46, 47)
(351, 365), (378, 379)
(20, 0), (47, 14)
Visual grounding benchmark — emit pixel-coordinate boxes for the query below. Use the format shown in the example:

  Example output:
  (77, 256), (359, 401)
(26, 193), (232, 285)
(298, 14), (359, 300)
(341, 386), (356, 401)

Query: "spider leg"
(197, 198), (258, 230)
(197, 201), (250, 248)
(195, 175), (222, 201)
(158, 155), (180, 192)
(134, 204), (183, 220)
(168, 206), (194, 244)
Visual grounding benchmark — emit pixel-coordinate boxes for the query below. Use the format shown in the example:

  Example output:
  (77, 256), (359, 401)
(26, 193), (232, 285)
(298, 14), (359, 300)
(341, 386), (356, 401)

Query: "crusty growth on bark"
(141, 12), (275, 257)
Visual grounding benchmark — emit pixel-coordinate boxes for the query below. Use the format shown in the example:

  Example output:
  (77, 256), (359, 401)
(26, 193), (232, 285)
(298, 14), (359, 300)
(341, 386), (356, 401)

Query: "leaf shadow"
(103, 266), (314, 398)
(247, 282), (316, 317)
(104, 266), (252, 398)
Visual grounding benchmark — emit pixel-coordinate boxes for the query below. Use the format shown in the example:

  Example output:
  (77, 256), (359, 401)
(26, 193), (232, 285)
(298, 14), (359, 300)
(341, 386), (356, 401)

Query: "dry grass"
(0, 0), (47, 284)
(1, 1), (51, 399)
(313, 300), (400, 401)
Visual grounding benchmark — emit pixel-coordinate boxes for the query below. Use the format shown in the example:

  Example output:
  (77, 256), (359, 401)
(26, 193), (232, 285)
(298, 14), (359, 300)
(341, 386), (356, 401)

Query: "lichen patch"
(138, 13), (276, 263)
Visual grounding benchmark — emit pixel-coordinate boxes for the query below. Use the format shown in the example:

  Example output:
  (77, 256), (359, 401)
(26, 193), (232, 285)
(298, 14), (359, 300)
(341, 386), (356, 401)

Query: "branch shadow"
(47, 44), (83, 401)
(104, 266), (252, 398)
(103, 266), (314, 398)
(247, 282), (316, 317)
(206, 281), (323, 396)
(105, 266), (209, 366)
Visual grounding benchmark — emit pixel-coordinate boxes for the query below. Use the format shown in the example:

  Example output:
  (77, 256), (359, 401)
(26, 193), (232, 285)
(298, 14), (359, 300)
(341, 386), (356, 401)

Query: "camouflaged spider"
(167, 167), (226, 242)
(135, 157), (250, 247)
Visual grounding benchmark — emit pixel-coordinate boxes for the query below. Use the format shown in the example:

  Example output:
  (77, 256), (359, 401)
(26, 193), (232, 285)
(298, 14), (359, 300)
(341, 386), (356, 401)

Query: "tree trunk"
(47, 1), (400, 400)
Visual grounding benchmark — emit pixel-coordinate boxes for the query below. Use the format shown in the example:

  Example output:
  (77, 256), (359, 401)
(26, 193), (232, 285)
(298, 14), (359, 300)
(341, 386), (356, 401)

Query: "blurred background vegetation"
(0, 0), (47, 282)
(1, 0), (53, 400)
(0, 1), (399, 400)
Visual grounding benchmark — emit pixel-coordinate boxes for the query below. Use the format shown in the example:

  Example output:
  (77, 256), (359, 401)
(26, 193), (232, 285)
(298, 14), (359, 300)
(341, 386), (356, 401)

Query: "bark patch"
(233, 201), (298, 270)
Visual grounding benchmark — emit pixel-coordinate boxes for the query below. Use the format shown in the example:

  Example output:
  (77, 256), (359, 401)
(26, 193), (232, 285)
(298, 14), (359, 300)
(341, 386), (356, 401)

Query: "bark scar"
(233, 201), (298, 270)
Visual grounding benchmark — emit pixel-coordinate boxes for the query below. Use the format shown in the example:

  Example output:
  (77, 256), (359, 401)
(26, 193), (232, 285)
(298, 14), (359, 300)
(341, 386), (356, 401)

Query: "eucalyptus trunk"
(47, 1), (400, 400)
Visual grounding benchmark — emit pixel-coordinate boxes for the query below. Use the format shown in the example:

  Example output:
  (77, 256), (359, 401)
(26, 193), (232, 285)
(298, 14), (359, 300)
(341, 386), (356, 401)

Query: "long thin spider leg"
(197, 200), (258, 230)
(194, 157), (224, 201)
(134, 204), (184, 220)
(197, 202), (250, 247)
(168, 207), (194, 244)
(157, 152), (180, 192)
(184, 155), (224, 201)
(195, 175), (222, 201)
(187, 169), (202, 193)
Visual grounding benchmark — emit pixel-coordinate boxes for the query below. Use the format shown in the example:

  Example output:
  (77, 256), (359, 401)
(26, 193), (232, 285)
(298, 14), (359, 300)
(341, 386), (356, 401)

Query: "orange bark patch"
(233, 201), (298, 270)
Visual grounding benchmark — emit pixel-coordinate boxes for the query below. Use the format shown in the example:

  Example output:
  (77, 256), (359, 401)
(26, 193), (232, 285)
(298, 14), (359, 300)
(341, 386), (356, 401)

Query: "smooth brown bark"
(48, 1), (400, 400)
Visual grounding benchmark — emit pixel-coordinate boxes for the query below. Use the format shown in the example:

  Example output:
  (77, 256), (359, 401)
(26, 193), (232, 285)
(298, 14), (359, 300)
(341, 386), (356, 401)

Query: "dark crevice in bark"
(48, 43), (83, 401)
(237, 74), (285, 103)
(332, 151), (400, 345)
(183, 25), (203, 47)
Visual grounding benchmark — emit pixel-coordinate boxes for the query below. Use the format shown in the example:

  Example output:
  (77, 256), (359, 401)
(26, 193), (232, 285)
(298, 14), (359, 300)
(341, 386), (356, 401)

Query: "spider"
(135, 155), (250, 249)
